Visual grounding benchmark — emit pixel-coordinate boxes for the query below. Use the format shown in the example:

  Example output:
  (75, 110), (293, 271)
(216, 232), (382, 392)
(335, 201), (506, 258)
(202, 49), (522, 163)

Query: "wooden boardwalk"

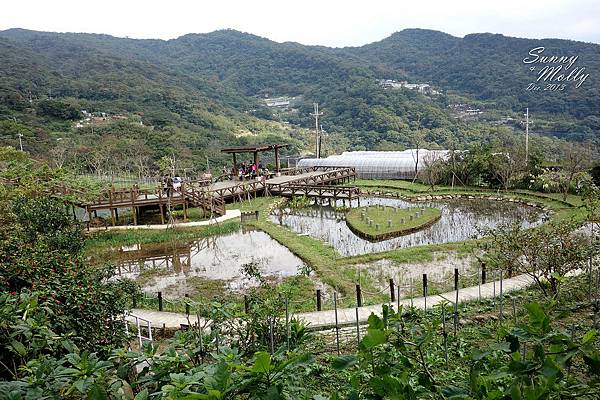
(59, 167), (358, 226)
(277, 185), (360, 203)
(266, 167), (355, 193)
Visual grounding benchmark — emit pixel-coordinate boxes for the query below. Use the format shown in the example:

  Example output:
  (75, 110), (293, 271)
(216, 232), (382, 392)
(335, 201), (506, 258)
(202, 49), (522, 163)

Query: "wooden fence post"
(423, 274), (428, 311)
(454, 268), (459, 336)
(316, 289), (322, 311)
(329, 292), (339, 355)
(481, 262), (487, 284)
(185, 294), (190, 316)
(285, 298), (290, 351)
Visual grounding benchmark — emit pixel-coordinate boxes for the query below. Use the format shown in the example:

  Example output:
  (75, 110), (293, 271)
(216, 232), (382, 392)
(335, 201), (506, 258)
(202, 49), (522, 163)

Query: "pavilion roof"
(220, 144), (289, 154)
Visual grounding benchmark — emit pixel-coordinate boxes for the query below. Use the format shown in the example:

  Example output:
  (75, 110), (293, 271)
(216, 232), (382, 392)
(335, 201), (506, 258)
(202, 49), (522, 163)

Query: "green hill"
(0, 28), (597, 174)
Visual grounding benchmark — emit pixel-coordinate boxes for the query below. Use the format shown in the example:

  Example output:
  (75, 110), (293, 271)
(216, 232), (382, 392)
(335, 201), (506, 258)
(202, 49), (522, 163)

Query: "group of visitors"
(223, 162), (266, 181)
(162, 176), (182, 196)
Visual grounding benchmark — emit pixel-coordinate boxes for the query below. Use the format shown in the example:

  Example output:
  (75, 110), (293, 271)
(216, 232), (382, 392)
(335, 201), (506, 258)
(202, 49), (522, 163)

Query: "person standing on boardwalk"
(162, 176), (169, 195)
(173, 176), (182, 192)
(166, 176), (173, 197)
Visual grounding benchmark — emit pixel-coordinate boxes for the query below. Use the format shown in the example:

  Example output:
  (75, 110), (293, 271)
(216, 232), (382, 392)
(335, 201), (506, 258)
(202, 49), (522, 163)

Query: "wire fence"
(131, 263), (550, 318)
(127, 262), (600, 359)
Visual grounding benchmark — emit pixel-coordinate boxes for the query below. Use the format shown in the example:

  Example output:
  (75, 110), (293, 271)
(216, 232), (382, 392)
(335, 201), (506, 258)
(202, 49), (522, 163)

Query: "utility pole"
(310, 103), (323, 158)
(525, 108), (529, 165)
(320, 124), (324, 158)
(17, 133), (23, 151)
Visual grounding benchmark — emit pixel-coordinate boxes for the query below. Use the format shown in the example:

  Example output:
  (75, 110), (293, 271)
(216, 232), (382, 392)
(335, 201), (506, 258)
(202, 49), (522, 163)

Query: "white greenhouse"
(297, 149), (449, 179)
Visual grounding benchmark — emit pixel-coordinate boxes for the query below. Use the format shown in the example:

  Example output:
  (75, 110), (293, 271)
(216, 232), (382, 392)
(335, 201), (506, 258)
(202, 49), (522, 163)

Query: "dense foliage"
(3, 284), (600, 399)
(0, 196), (134, 360)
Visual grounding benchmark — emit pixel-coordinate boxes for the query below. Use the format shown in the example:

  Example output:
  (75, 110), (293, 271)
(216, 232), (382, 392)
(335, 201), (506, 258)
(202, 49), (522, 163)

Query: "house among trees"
(377, 79), (439, 94)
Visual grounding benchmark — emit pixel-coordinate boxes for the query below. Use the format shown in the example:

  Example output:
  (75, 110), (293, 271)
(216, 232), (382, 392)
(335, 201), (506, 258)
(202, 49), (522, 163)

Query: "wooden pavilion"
(221, 144), (288, 174)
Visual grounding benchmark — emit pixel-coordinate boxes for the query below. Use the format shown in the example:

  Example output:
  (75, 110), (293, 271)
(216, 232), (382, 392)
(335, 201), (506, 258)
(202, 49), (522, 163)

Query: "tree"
(487, 148), (525, 190)
(420, 151), (445, 190)
(36, 100), (81, 120)
(480, 221), (597, 298)
(411, 130), (425, 183)
(128, 140), (152, 179)
(560, 142), (592, 200)
(48, 139), (73, 169)
(157, 155), (176, 176)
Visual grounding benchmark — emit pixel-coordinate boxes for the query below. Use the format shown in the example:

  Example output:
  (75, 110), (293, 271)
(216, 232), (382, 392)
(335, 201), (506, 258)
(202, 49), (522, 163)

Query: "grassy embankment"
(242, 197), (476, 308)
(346, 205), (442, 240)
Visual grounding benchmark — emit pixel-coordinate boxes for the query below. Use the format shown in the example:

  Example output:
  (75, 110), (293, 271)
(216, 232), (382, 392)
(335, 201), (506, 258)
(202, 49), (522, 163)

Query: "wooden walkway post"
(158, 188), (165, 225)
(131, 189), (137, 226)
(109, 190), (116, 226)
(499, 270), (504, 321)
(481, 262), (487, 284)
(183, 187), (188, 223)
(355, 306), (360, 348)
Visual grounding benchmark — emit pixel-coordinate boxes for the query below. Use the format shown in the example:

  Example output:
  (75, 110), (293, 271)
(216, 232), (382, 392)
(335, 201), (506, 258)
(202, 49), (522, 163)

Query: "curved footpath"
(88, 209), (241, 232)
(128, 273), (534, 331)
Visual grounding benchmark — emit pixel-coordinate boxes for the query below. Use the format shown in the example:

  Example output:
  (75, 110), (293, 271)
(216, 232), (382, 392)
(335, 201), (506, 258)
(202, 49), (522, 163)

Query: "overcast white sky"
(1, 0), (599, 46)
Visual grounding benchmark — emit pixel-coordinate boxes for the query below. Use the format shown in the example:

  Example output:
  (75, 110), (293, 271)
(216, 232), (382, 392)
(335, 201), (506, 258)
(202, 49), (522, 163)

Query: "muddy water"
(270, 197), (546, 256)
(109, 228), (305, 297)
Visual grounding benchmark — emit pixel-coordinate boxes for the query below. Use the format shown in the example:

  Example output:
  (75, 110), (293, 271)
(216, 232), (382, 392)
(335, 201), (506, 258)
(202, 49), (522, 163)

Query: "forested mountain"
(0, 27), (598, 174)
(351, 29), (600, 135)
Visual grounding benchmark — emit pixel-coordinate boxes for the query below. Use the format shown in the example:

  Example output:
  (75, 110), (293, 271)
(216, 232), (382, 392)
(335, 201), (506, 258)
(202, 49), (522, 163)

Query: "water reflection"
(108, 228), (305, 295)
(270, 197), (546, 256)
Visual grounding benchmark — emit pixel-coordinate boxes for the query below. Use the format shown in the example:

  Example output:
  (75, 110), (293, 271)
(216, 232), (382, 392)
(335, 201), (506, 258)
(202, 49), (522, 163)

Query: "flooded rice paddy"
(106, 228), (305, 297)
(270, 197), (546, 256)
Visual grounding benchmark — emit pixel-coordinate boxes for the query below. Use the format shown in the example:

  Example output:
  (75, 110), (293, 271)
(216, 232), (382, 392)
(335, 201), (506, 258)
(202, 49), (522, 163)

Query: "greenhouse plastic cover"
(297, 149), (449, 179)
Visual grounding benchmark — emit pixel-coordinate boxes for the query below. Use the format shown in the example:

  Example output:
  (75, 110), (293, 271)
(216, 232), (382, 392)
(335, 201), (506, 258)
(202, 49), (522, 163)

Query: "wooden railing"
(183, 187), (226, 216)
(280, 184), (360, 200)
(267, 167), (356, 193)
(207, 180), (266, 200)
